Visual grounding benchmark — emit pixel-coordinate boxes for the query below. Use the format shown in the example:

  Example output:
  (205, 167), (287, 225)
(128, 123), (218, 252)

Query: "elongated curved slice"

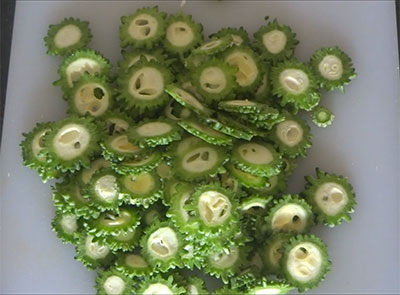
(112, 151), (163, 175)
(117, 59), (173, 114)
(74, 234), (115, 270)
(192, 35), (233, 56)
(281, 234), (331, 292)
(261, 232), (295, 275)
(240, 195), (273, 213)
(185, 277), (209, 295)
(270, 111), (311, 158)
(165, 84), (213, 117)
(136, 275), (186, 295)
(218, 100), (264, 114)
(231, 140), (282, 177)
(84, 206), (140, 237)
(171, 137), (228, 181)
(140, 221), (184, 272)
(100, 133), (145, 162)
(210, 27), (250, 47)
(95, 268), (134, 295)
(128, 119), (180, 148)
(192, 59), (237, 103)
(116, 252), (152, 278)
(119, 170), (163, 208)
(101, 111), (133, 136)
(265, 194), (314, 234)
(54, 49), (112, 93)
(51, 211), (81, 244)
(226, 162), (268, 189)
(223, 46), (262, 93)
(178, 118), (233, 146)
(44, 18), (92, 56)
(304, 168), (356, 226)
(164, 12), (203, 55)
(118, 49), (165, 75)
(67, 74), (113, 117)
(120, 6), (167, 49)
(253, 18), (299, 63)
(310, 46), (356, 92)
(246, 277), (294, 295)
(271, 60), (320, 111)
(311, 106), (335, 128)
(102, 226), (143, 252)
(20, 122), (62, 182)
(41, 116), (99, 173)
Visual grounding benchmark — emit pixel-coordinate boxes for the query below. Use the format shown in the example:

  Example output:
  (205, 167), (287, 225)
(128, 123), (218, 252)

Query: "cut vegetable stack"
(21, 6), (357, 294)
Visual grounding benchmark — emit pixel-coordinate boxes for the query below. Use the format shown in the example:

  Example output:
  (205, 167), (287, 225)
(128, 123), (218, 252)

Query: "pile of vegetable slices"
(21, 6), (357, 294)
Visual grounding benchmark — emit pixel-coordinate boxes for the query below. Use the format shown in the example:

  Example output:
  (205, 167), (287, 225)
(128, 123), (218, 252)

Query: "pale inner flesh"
(156, 162), (171, 179)
(225, 100), (257, 106)
(268, 239), (285, 268)
(94, 175), (118, 202)
(186, 121), (225, 138)
(199, 39), (221, 51)
(66, 58), (101, 87)
(123, 172), (154, 195)
(100, 209), (132, 227)
(255, 288), (282, 295)
(276, 120), (303, 147)
(107, 118), (130, 135)
(315, 182), (348, 216)
(271, 204), (308, 232)
(279, 69), (309, 94)
(103, 276), (125, 295)
(188, 284), (199, 295)
(60, 214), (78, 234)
(166, 21), (194, 47)
(54, 24), (82, 48)
(199, 67), (227, 94)
(136, 122), (172, 137)
(53, 123), (90, 160)
(114, 230), (135, 242)
(122, 154), (155, 167)
(85, 236), (110, 259)
(128, 67), (164, 100)
(172, 86), (204, 111)
(209, 247), (239, 269)
(318, 55), (343, 80)
(182, 147), (218, 173)
(263, 30), (287, 54)
(287, 242), (322, 283)
(176, 136), (202, 155)
(142, 283), (173, 295)
(74, 83), (109, 116)
(226, 52), (258, 86)
(231, 34), (243, 46)
(81, 158), (111, 184)
(129, 14), (158, 40)
(238, 142), (273, 165)
(32, 128), (50, 162)
(110, 135), (140, 153)
(125, 254), (148, 268)
(198, 190), (231, 226)
(179, 191), (192, 222)
(147, 227), (179, 259)
(129, 54), (156, 67)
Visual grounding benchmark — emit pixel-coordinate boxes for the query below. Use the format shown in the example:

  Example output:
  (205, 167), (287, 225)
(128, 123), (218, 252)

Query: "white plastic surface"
(1, 1), (399, 294)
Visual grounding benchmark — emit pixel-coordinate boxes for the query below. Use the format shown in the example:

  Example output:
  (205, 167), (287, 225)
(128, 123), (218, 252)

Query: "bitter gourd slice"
(101, 111), (133, 136)
(311, 106), (335, 128)
(102, 226), (143, 252)
(261, 232), (295, 275)
(226, 162), (269, 189)
(164, 99), (193, 121)
(210, 27), (250, 46)
(247, 173), (287, 197)
(218, 100), (265, 114)
(281, 234), (331, 292)
(185, 276), (209, 295)
(310, 46), (356, 92)
(120, 6), (167, 49)
(240, 195), (273, 214)
(44, 18), (92, 56)
(202, 113), (254, 140)
(166, 182), (194, 231)
(136, 274), (186, 295)
(192, 35), (233, 56)
(112, 151), (163, 175)
(304, 168), (356, 226)
(155, 160), (173, 180)
(118, 48), (165, 75)
(51, 211), (82, 244)
(95, 268), (134, 295)
(246, 277), (294, 295)
(100, 133), (145, 162)
(116, 252), (152, 278)
(77, 157), (111, 186)
(143, 201), (167, 225)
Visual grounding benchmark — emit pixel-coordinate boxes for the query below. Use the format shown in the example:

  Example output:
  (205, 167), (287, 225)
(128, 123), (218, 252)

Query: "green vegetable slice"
(117, 59), (173, 114)
(100, 133), (144, 162)
(155, 160), (173, 179)
(140, 221), (184, 272)
(192, 35), (233, 56)
(44, 18), (92, 56)
(77, 157), (112, 187)
(304, 168), (356, 226)
(231, 140), (282, 177)
(51, 211), (82, 244)
(254, 69), (272, 103)
(119, 170), (163, 208)
(116, 252), (152, 278)
(281, 234), (331, 292)
(218, 100), (265, 114)
(164, 12), (203, 55)
(102, 226), (143, 252)
(185, 276), (209, 295)
(310, 46), (357, 92)
(226, 162), (269, 189)
(162, 178), (186, 205)
(265, 194), (314, 234)
(54, 49), (112, 93)
(246, 277), (294, 295)
(248, 173), (287, 197)
(119, 6), (167, 49)
(95, 268), (134, 295)
(41, 116), (99, 173)
(166, 182), (194, 231)
(210, 27), (250, 46)
(128, 118), (181, 148)
(164, 99), (193, 121)
(253, 18), (299, 63)
(271, 60), (320, 111)
(100, 111), (133, 136)
(202, 114), (254, 140)
(143, 202), (167, 226)
(112, 151), (163, 175)
(261, 232), (295, 275)
(136, 274), (186, 295)
(67, 74), (113, 117)
(311, 106), (335, 128)
(118, 49), (165, 75)
(239, 195), (273, 213)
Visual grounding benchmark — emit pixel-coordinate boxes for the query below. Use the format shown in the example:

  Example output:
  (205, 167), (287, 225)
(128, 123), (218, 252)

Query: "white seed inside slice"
(53, 123), (90, 160)
(85, 236), (110, 259)
(198, 190), (231, 226)
(147, 227), (179, 259)
(129, 14), (158, 40)
(263, 30), (287, 54)
(103, 276), (125, 295)
(209, 247), (239, 269)
(136, 122), (172, 137)
(60, 214), (78, 234)
(271, 204), (308, 232)
(199, 67), (227, 94)
(129, 67), (164, 100)
(238, 142), (273, 165)
(226, 52), (258, 86)
(279, 69), (309, 95)
(66, 58), (101, 87)
(95, 175), (118, 202)
(315, 182), (348, 216)
(318, 55), (343, 80)
(287, 242), (322, 283)
(167, 21), (194, 47)
(143, 283), (173, 295)
(54, 24), (82, 49)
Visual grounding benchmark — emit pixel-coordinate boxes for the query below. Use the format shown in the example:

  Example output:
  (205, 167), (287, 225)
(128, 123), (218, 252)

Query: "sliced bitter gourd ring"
(86, 168), (122, 213)
(85, 206), (141, 237)
(140, 221), (184, 272)
(117, 59), (173, 114)
(265, 194), (314, 234)
(143, 202), (167, 225)
(67, 74), (113, 117)
(231, 140), (282, 177)
(44, 18), (92, 56)
(51, 211), (81, 244)
(119, 170), (163, 208)
(41, 116), (99, 173)
(226, 162), (269, 189)
(74, 234), (115, 270)
(100, 133), (144, 162)
(101, 111), (133, 136)
(192, 59), (237, 104)
(166, 182), (194, 231)
(304, 168), (356, 226)
(171, 137), (228, 181)
(210, 27), (250, 47)
(103, 225), (142, 252)
(178, 118), (234, 146)
(95, 268), (134, 295)
(164, 12), (203, 55)
(116, 252), (152, 278)
(218, 100), (264, 114)
(202, 114), (254, 141)
(240, 195), (273, 214)
(253, 18), (299, 63)
(118, 49), (165, 75)
(78, 157), (111, 187)
(165, 84), (213, 117)
(261, 232), (295, 275)
(120, 6), (167, 49)
(185, 277), (209, 295)
(112, 151), (163, 175)
(128, 119), (181, 148)
(192, 35), (233, 56)
(20, 122), (61, 182)
(136, 275), (186, 295)
(310, 46), (357, 92)
(246, 278), (294, 295)
(271, 60), (320, 111)
(54, 49), (112, 93)
(248, 173), (287, 197)
(311, 106), (335, 128)
(281, 234), (331, 292)
(270, 111), (311, 158)
(223, 46), (262, 93)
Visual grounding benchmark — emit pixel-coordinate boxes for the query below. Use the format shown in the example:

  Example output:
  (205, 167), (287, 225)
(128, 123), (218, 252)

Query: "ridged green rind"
(210, 27), (250, 46)
(311, 106), (335, 128)
(240, 195), (273, 212)
(51, 211), (82, 244)
(304, 168), (356, 226)
(192, 35), (233, 56)
(100, 133), (145, 162)
(226, 162), (269, 189)
(95, 268), (134, 295)
(117, 49), (166, 75)
(135, 274), (186, 295)
(248, 173), (287, 197)
(310, 46), (357, 92)
(119, 6), (167, 49)
(44, 18), (92, 56)
(101, 226), (143, 252)
(261, 232), (295, 275)
(281, 234), (331, 292)
(100, 111), (134, 136)
(166, 182), (194, 232)
(112, 151), (163, 175)
(218, 100), (265, 114)
(115, 252), (153, 278)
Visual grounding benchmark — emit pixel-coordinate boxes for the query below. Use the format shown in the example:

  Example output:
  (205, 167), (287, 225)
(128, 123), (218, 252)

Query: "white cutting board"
(1, 1), (399, 293)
